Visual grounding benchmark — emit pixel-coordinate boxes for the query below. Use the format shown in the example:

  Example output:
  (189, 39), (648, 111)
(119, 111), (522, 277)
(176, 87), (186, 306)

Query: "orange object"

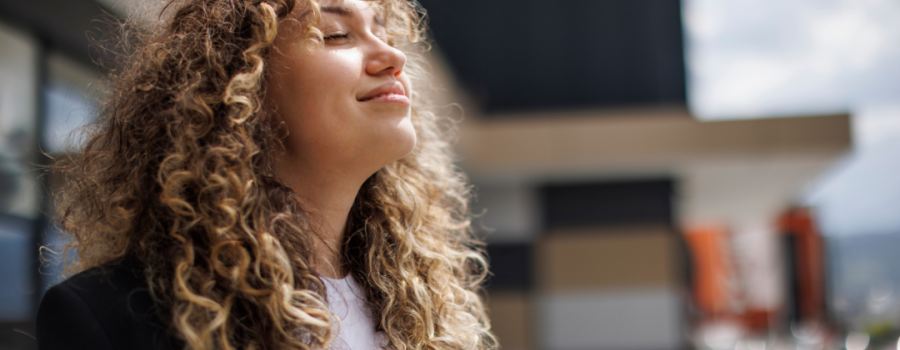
(684, 226), (736, 318)
(740, 308), (774, 333)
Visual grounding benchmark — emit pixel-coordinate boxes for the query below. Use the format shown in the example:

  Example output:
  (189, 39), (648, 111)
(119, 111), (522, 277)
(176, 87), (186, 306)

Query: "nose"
(365, 38), (407, 77)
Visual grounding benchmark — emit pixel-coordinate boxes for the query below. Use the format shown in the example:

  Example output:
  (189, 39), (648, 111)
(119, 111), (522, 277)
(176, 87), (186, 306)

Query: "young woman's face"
(267, 0), (415, 179)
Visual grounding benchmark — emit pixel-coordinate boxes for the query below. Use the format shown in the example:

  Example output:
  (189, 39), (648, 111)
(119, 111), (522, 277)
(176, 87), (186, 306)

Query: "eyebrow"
(320, 5), (385, 27)
(321, 6), (354, 17)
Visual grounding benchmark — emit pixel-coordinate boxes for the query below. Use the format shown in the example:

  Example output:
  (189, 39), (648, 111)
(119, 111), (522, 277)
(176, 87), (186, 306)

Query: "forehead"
(278, 0), (387, 40)
(305, 0), (381, 19)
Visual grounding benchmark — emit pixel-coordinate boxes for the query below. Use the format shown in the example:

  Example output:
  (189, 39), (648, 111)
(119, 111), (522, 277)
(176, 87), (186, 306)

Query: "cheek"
(301, 55), (363, 117)
(280, 53), (368, 151)
(308, 50), (361, 92)
(287, 53), (360, 118)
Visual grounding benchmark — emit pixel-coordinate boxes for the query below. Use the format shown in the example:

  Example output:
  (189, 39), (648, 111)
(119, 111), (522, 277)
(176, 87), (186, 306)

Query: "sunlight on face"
(266, 0), (416, 180)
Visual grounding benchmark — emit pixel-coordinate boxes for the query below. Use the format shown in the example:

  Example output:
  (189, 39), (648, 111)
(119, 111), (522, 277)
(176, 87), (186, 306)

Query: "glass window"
(44, 53), (102, 155)
(0, 21), (39, 323)
(0, 22), (39, 219)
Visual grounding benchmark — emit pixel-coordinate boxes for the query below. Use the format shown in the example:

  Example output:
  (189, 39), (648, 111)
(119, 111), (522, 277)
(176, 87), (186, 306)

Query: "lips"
(358, 82), (409, 103)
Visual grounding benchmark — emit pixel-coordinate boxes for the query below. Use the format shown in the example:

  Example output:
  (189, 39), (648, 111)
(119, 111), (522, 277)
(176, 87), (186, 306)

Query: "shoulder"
(36, 256), (181, 350)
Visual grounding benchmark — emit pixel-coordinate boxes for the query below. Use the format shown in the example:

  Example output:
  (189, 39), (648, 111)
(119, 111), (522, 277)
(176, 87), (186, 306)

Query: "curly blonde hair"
(52, 0), (496, 349)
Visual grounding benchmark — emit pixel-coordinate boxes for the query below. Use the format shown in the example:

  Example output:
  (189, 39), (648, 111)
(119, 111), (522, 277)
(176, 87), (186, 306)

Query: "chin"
(362, 116), (417, 174)
(392, 117), (418, 159)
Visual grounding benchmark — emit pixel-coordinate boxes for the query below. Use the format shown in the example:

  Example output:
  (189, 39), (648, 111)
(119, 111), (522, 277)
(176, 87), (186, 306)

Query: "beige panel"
(487, 292), (533, 350)
(537, 227), (679, 292)
(458, 108), (851, 178)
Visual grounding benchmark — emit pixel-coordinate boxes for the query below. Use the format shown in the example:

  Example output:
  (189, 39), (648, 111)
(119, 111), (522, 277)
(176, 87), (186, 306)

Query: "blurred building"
(419, 0), (850, 349)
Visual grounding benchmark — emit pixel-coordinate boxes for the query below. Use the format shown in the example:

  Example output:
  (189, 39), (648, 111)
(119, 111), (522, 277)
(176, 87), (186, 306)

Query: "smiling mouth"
(359, 81), (409, 104)
(359, 93), (411, 104)
(360, 93), (399, 101)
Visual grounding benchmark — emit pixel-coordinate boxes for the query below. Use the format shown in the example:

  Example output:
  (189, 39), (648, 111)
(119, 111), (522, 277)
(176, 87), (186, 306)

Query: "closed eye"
(324, 33), (349, 41)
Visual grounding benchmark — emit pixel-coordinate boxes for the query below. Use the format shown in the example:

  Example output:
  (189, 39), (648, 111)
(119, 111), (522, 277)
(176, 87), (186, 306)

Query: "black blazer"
(36, 256), (181, 350)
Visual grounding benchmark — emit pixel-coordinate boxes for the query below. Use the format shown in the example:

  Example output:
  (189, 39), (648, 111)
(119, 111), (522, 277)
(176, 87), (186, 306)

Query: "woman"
(36, 0), (496, 349)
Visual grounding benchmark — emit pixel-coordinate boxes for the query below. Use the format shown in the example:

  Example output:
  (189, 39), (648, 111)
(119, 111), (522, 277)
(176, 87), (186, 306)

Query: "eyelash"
(324, 33), (349, 41)
(323, 32), (390, 44)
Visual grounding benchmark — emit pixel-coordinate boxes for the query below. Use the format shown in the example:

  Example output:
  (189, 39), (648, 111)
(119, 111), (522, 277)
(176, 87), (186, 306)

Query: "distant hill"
(827, 233), (900, 325)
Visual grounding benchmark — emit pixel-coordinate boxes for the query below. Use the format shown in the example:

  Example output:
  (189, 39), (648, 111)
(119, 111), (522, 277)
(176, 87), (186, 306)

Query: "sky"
(683, 0), (900, 236)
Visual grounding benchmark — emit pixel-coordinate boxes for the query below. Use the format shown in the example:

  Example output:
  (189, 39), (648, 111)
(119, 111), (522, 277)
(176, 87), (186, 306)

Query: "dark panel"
(781, 234), (799, 323)
(485, 243), (532, 291)
(0, 0), (116, 68)
(420, 0), (686, 114)
(541, 178), (674, 229)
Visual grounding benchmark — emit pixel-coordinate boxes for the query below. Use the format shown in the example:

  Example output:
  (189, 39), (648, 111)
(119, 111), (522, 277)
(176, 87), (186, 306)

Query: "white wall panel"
(539, 288), (682, 350)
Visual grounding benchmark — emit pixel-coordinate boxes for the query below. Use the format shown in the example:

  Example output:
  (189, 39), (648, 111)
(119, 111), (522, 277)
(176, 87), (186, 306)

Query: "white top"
(322, 274), (387, 350)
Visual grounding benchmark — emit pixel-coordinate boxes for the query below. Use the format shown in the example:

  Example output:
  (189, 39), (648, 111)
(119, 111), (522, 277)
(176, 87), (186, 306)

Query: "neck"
(275, 160), (368, 279)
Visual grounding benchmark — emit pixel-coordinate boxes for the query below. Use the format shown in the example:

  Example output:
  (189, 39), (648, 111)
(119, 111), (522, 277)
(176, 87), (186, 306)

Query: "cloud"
(685, 0), (900, 120)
